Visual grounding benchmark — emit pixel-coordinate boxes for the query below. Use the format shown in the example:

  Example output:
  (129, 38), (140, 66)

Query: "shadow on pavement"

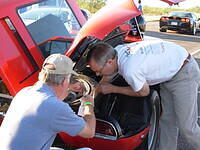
(145, 31), (200, 43)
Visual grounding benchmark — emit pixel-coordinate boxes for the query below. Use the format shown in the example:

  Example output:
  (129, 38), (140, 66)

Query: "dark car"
(159, 11), (200, 35)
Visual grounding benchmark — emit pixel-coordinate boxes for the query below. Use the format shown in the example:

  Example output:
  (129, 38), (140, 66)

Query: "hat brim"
(71, 70), (79, 76)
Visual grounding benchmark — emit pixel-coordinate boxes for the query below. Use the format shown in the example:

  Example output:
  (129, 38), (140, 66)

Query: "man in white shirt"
(86, 40), (200, 150)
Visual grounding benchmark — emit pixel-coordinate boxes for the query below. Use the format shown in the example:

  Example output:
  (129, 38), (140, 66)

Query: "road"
(145, 21), (200, 53)
(145, 21), (200, 150)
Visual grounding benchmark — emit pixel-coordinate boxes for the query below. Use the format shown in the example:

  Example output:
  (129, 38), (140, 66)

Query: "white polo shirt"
(116, 40), (188, 92)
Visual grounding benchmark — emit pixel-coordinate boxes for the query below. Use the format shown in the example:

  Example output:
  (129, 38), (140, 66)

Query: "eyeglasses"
(94, 61), (107, 75)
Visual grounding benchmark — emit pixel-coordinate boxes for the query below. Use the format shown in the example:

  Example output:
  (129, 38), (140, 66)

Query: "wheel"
(159, 28), (166, 32)
(191, 24), (197, 35)
(142, 90), (161, 150)
(148, 90), (161, 150)
(135, 90), (161, 150)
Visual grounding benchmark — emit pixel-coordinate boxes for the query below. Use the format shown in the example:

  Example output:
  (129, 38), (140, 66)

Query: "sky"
(141, 0), (200, 9)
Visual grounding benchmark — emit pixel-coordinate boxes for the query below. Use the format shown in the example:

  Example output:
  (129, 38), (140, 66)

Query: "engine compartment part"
(67, 72), (156, 140)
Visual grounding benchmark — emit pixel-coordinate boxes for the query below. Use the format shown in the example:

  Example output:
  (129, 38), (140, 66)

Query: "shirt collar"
(34, 81), (56, 97)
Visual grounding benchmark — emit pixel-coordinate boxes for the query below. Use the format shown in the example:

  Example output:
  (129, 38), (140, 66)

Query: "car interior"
(66, 35), (159, 139)
(66, 70), (156, 140)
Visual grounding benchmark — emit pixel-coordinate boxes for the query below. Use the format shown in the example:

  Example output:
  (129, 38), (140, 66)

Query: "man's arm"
(78, 95), (96, 138)
(78, 106), (96, 138)
(96, 82), (150, 97)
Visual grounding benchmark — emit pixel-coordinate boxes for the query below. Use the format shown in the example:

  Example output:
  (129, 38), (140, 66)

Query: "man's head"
(87, 42), (118, 76)
(39, 54), (78, 100)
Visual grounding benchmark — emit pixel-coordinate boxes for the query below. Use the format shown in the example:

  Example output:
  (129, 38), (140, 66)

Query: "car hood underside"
(67, 0), (141, 54)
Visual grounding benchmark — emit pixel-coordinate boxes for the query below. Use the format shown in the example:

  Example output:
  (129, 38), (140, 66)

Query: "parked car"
(1, 0), (181, 149)
(159, 11), (200, 35)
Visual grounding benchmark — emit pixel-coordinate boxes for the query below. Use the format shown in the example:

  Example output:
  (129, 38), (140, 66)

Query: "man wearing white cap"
(0, 54), (96, 150)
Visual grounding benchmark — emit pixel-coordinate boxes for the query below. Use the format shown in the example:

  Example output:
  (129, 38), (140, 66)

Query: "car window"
(18, 0), (81, 58)
(169, 12), (192, 18)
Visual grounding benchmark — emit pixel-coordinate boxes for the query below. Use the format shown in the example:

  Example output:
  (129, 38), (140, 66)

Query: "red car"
(0, 0), (185, 149)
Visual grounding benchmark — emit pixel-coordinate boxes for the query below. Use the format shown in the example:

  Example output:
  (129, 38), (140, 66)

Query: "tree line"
(76, 0), (200, 16)
(143, 6), (200, 15)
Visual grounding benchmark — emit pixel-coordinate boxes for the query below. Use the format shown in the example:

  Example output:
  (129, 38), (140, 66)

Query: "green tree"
(143, 6), (200, 16)
(76, 0), (105, 13)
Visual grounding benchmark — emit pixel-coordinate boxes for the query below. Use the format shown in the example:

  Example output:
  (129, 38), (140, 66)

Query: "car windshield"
(18, 0), (81, 43)
(169, 12), (192, 18)
(21, 8), (70, 22)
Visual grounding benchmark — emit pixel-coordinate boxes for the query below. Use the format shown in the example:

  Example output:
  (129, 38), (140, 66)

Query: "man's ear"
(107, 58), (115, 65)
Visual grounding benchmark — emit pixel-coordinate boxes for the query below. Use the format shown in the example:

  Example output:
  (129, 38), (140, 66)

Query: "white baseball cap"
(42, 54), (78, 76)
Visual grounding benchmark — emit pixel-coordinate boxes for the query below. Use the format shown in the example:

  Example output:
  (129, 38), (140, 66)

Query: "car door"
(0, 0), (86, 95)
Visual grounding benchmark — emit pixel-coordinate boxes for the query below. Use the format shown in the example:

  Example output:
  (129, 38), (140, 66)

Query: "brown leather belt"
(181, 54), (191, 69)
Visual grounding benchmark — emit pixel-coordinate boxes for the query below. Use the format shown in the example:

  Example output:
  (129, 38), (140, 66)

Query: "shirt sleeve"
(51, 103), (85, 136)
(125, 69), (146, 92)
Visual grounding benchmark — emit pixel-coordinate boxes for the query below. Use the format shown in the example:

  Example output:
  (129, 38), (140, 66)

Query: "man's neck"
(48, 84), (64, 100)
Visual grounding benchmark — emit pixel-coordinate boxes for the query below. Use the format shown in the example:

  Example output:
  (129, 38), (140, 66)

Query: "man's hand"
(96, 82), (150, 97)
(96, 82), (116, 95)
(81, 95), (94, 106)
(78, 94), (96, 138)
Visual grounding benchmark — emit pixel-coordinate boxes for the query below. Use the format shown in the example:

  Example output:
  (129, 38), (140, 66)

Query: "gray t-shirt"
(0, 81), (85, 150)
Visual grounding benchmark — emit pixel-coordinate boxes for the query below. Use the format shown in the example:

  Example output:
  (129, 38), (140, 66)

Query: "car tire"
(148, 90), (161, 150)
(135, 90), (161, 150)
(191, 24), (197, 35)
(159, 28), (167, 32)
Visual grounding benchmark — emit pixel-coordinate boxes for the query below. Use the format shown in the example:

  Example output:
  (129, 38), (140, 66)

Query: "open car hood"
(66, 0), (186, 55)
(67, 0), (141, 55)
(161, 0), (186, 5)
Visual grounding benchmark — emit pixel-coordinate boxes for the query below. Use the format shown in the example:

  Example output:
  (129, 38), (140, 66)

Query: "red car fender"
(59, 127), (150, 150)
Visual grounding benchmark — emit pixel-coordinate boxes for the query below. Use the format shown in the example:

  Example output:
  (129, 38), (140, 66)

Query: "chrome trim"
(67, 74), (97, 103)
(71, 74), (97, 97)
(96, 118), (118, 139)
(95, 133), (117, 141)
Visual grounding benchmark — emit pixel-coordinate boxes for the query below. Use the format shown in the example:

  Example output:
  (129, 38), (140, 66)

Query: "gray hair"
(38, 64), (70, 86)
(87, 42), (117, 65)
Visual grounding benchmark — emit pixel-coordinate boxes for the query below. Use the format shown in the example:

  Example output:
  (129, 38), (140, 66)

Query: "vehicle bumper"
(160, 21), (192, 31)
